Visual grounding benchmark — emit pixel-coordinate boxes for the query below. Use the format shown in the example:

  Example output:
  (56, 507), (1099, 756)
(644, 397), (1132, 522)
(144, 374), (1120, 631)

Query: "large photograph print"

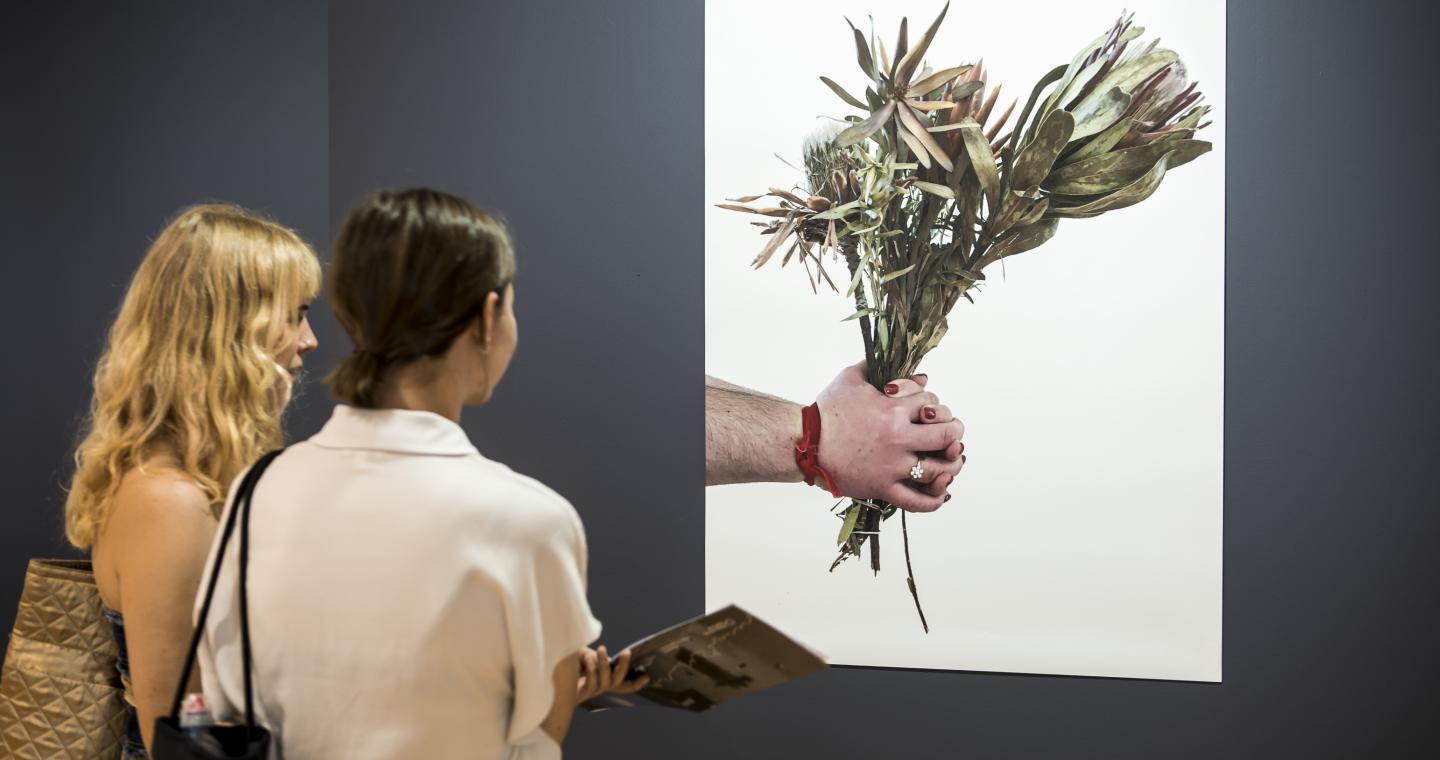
(705, 0), (1225, 681)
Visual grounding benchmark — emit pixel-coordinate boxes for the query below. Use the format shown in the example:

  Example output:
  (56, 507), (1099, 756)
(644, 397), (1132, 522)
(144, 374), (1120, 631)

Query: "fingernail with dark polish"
(958, 442), (965, 454)
(923, 406), (936, 420)
(884, 383), (898, 395)
(944, 494), (952, 502)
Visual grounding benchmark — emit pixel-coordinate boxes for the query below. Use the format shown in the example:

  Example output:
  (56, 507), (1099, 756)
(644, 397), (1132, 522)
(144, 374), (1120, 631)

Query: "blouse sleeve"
(501, 504), (604, 746)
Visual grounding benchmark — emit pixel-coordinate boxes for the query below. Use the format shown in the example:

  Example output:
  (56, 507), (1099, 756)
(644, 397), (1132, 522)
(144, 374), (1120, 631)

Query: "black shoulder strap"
(168, 448), (286, 731)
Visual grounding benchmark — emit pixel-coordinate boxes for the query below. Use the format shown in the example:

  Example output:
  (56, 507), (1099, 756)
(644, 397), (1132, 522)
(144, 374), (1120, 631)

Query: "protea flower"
(713, 4), (1216, 629)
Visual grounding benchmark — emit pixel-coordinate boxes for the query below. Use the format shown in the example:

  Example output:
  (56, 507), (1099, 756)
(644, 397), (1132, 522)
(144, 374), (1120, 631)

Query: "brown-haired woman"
(194, 188), (640, 759)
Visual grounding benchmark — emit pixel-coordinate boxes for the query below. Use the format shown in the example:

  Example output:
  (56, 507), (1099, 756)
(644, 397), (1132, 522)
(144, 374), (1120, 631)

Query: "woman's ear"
(478, 290), (500, 351)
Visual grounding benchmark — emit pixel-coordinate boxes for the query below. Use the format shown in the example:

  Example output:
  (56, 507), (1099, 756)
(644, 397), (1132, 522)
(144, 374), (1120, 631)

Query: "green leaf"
(837, 503), (861, 546)
(880, 264), (916, 284)
(1069, 86), (1130, 141)
(1009, 108), (1075, 191)
(820, 76), (868, 110)
(877, 314), (890, 352)
(845, 246), (876, 297)
(893, 0), (949, 86)
(810, 198), (862, 220)
(912, 180), (956, 199)
(958, 118), (1000, 211)
(1044, 138), (1209, 195)
(834, 100), (896, 147)
(842, 308), (877, 322)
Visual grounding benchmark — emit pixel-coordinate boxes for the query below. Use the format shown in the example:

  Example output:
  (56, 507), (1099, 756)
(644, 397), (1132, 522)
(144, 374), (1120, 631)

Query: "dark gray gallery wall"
(330, 2), (1440, 758)
(4, 1), (1439, 758)
(0, 1), (331, 621)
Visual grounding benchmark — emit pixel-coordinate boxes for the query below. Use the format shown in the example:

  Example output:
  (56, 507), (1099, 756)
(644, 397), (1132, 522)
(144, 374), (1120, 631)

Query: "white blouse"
(194, 404), (603, 759)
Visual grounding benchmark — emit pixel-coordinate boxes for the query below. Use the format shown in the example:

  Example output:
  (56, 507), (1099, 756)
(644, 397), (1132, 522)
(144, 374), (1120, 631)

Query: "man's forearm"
(705, 376), (804, 486)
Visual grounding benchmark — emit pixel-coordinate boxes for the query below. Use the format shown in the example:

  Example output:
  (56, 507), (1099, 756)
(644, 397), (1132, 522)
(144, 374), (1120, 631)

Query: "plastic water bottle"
(180, 693), (224, 752)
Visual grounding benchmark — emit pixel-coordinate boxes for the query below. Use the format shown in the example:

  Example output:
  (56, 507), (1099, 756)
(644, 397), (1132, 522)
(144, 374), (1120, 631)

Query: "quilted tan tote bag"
(0, 559), (128, 758)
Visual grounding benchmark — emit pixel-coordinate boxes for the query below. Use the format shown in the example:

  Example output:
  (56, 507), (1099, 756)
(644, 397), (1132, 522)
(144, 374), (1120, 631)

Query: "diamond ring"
(910, 460), (925, 480)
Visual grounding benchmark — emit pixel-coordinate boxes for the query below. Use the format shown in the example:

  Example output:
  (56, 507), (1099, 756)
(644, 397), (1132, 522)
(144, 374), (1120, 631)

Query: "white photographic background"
(704, 0), (1225, 681)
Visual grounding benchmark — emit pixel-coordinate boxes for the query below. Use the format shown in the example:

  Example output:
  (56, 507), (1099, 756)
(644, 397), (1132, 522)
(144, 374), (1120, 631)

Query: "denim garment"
(102, 606), (149, 760)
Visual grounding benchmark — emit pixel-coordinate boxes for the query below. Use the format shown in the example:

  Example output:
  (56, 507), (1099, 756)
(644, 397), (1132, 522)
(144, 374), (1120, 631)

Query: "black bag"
(151, 449), (285, 759)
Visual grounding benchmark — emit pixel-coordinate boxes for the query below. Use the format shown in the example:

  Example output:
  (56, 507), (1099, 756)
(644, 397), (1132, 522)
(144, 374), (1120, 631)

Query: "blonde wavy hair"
(64, 204), (321, 549)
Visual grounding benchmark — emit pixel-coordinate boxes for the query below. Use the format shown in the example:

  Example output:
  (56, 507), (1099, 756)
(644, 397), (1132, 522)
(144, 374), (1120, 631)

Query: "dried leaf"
(1060, 116), (1133, 166)
(958, 118), (1000, 211)
(909, 65), (972, 96)
(714, 203), (761, 214)
(820, 76), (869, 110)
(897, 102), (954, 171)
(893, 0), (949, 85)
(750, 216), (797, 268)
(904, 99), (958, 112)
(769, 187), (808, 206)
(1014, 64), (1068, 145)
(880, 264), (916, 284)
(947, 80), (983, 103)
(846, 18), (877, 81)
(982, 218), (1060, 264)
(1073, 50), (1179, 115)
(1044, 138), (1209, 195)
(1070, 86), (1131, 141)
(913, 180), (956, 199)
(1054, 56), (1109, 112)
(976, 83), (1003, 126)
(834, 100), (896, 147)
(894, 17), (909, 71)
(896, 122), (933, 169)
(780, 239), (800, 267)
(1009, 109), (1075, 191)
(726, 195), (765, 203)
(1046, 142), (1210, 217)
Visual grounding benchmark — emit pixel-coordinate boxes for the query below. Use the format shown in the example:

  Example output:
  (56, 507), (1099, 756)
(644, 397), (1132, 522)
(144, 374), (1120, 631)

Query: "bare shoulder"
(105, 463), (217, 540)
(94, 462), (221, 611)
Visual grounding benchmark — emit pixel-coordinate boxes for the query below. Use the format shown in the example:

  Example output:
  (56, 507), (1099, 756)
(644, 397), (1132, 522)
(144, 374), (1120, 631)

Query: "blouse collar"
(309, 404), (480, 457)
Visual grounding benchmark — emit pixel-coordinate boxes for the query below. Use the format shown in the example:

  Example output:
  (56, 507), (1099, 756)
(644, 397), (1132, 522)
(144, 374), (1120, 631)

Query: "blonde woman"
(65, 204), (321, 758)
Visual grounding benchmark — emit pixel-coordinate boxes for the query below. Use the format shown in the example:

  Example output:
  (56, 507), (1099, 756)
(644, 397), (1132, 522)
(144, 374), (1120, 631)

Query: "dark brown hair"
(326, 188), (516, 407)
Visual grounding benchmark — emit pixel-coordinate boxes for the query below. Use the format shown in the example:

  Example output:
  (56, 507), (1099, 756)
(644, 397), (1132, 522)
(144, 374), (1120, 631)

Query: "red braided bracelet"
(794, 402), (842, 497)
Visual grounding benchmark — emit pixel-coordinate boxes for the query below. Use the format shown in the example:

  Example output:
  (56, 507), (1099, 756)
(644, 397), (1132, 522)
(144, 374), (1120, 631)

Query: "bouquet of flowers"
(718, 3), (1214, 631)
